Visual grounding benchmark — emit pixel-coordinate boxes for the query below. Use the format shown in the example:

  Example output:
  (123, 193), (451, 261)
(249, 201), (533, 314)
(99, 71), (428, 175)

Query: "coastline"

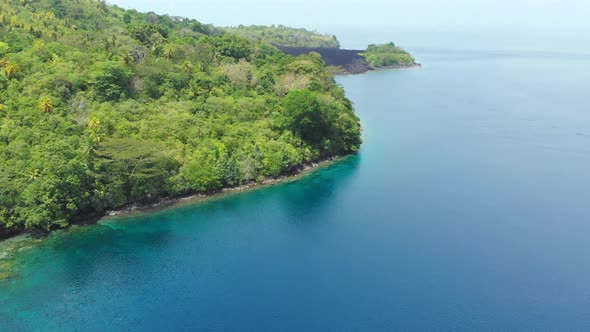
(276, 45), (420, 74)
(334, 62), (422, 76)
(372, 63), (422, 71)
(0, 155), (350, 280)
(0, 155), (349, 242)
(103, 155), (346, 220)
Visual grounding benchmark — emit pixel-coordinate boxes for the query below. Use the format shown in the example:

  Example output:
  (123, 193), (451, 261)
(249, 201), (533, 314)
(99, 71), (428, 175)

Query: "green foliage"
(225, 25), (340, 48)
(281, 90), (361, 154)
(0, 42), (9, 56)
(361, 42), (416, 67)
(93, 138), (176, 207)
(0, 0), (361, 234)
(282, 90), (325, 144)
(202, 33), (253, 60)
(88, 61), (132, 101)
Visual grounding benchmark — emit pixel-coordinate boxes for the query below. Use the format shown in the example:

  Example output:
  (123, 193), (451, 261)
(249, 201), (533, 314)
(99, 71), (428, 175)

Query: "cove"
(3, 43), (590, 330)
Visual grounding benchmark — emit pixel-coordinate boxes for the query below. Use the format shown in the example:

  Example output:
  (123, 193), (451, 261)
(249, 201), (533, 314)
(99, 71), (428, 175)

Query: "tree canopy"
(361, 42), (416, 67)
(224, 25), (340, 48)
(0, 0), (361, 235)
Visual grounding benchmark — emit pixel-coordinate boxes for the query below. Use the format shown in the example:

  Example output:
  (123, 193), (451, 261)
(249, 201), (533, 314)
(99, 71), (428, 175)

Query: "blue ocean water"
(2, 37), (590, 331)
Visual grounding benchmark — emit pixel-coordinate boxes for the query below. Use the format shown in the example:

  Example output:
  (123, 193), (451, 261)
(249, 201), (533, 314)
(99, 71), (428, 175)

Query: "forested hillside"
(226, 26), (417, 73)
(0, 0), (361, 236)
(224, 25), (340, 48)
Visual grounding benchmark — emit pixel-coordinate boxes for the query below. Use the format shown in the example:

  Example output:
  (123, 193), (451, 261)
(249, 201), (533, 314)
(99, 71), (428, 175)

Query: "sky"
(108, 0), (590, 51)
(108, 0), (588, 30)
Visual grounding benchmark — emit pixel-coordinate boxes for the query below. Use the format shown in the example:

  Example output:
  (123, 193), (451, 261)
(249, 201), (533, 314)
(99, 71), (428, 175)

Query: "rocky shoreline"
(105, 156), (341, 218)
(0, 156), (348, 281)
(276, 46), (420, 74)
(0, 156), (346, 241)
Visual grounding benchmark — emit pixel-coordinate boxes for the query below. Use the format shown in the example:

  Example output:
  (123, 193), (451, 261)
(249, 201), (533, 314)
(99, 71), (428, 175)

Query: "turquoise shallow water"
(2, 45), (590, 330)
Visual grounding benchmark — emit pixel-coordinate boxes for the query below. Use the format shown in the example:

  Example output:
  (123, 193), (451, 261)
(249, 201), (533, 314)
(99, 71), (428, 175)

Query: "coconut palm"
(39, 97), (54, 113)
(122, 51), (134, 66)
(88, 117), (101, 129)
(9, 16), (20, 28)
(88, 117), (104, 142)
(181, 61), (194, 73)
(4, 62), (18, 79)
(27, 168), (40, 181)
(164, 45), (175, 59)
(50, 53), (60, 64)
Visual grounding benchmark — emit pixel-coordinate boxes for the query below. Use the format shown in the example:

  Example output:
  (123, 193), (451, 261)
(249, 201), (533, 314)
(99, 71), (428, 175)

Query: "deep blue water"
(2, 44), (590, 331)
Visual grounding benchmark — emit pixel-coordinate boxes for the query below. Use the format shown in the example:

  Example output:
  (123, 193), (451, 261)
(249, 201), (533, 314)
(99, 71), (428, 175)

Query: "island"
(0, 0), (415, 240)
(227, 25), (419, 74)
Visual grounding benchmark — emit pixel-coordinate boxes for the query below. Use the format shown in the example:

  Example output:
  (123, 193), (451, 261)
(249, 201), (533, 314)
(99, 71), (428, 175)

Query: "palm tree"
(88, 117), (104, 143)
(39, 97), (54, 113)
(4, 62), (18, 79)
(164, 45), (175, 60)
(181, 61), (194, 73)
(27, 168), (40, 181)
(9, 16), (20, 28)
(88, 117), (101, 129)
(122, 51), (134, 66)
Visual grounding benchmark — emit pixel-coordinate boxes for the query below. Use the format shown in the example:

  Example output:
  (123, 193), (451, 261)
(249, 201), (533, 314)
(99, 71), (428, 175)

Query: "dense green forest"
(362, 42), (416, 67)
(224, 25), (340, 48)
(0, 0), (361, 236)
